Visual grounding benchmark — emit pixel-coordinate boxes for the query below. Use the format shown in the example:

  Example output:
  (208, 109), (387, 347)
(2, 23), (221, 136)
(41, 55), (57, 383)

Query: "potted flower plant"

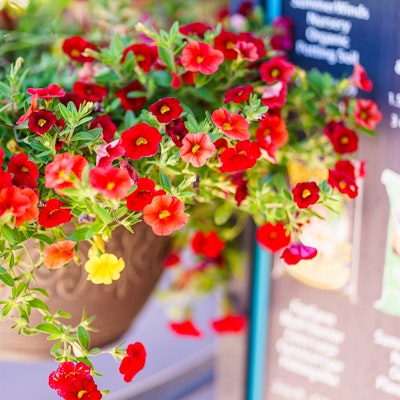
(0, 0), (381, 398)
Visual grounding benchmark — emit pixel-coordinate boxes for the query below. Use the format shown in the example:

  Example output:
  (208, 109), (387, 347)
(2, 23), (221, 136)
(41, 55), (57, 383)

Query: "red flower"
(180, 132), (216, 167)
(163, 252), (181, 268)
(119, 342), (147, 383)
(149, 97), (183, 124)
(38, 199), (72, 228)
(214, 31), (240, 60)
(143, 194), (188, 236)
(0, 170), (12, 190)
(45, 153), (88, 195)
(220, 140), (260, 172)
(256, 114), (288, 159)
(224, 84), (253, 104)
(27, 83), (66, 100)
(7, 153), (39, 188)
(235, 41), (259, 62)
(328, 160), (358, 199)
(354, 99), (382, 130)
(270, 16), (293, 51)
(126, 178), (165, 212)
(260, 57), (294, 84)
(256, 222), (291, 252)
(232, 173), (248, 206)
(16, 93), (38, 125)
(120, 123), (162, 160)
(211, 314), (247, 334)
(60, 92), (86, 109)
(181, 41), (224, 75)
(14, 188), (39, 227)
(281, 241), (317, 265)
(324, 120), (358, 154)
(89, 114), (117, 143)
(350, 63), (373, 92)
(43, 240), (76, 269)
(179, 22), (212, 37)
(0, 186), (31, 218)
(169, 319), (203, 337)
(72, 81), (108, 102)
(96, 139), (125, 168)
(122, 43), (158, 73)
(239, 32), (266, 59)
(166, 118), (189, 147)
(292, 181), (320, 209)
(28, 109), (57, 135)
(89, 166), (132, 200)
(212, 108), (250, 140)
(64, 378), (102, 400)
(115, 81), (146, 112)
(261, 81), (287, 109)
(62, 36), (96, 63)
(191, 231), (225, 259)
(0, 147), (4, 167)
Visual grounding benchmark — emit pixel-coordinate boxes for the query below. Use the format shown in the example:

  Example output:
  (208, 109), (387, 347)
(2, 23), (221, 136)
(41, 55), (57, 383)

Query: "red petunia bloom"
(120, 123), (162, 160)
(0, 169), (12, 190)
(60, 92), (86, 109)
(16, 93), (38, 125)
(211, 314), (247, 334)
(166, 118), (189, 147)
(239, 32), (266, 59)
(64, 378), (102, 400)
(235, 41), (259, 62)
(180, 132), (216, 167)
(350, 63), (373, 92)
(232, 173), (248, 206)
(89, 114), (117, 143)
(126, 178), (165, 212)
(0, 147), (4, 167)
(220, 140), (260, 172)
(149, 97), (183, 124)
(224, 84), (253, 104)
(28, 109), (57, 135)
(96, 139), (125, 168)
(27, 83), (66, 100)
(7, 153), (39, 189)
(354, 98), (382, 130)
(168, 319), (203, 337)
(181, 41), (224, 75)
(122, 43), (158, 73)
(259, 57), (294, 84)
(211, 108), (250, 140)
(256, 222), (291, 253)
(143, 194), (188, 236)
(38, 199), (72, 228)
(0, 186), (31, 218)
(72, 81), (108, 102)
(45, 153), (88, 195)
(115, 81), (146, 112)
(261, 81), (287, 109)
(119, 342), (147, 383)
(270, 16), (294, 51)
(163, 252), (181, 268)
(43, 240), (76, 269)
(191, 231), (225, 259)
(89, 166), (132, 200)
(292, 181), (320, 209)
(328, 160), (358, 199)
(14, 188), (39, 227)
(179, 22), (212, 37)
(281, 241), (317, 265)
(324, 120), (358, 154)
(214, 31), (240, 60)
(62, 36), (96, 63)
(256, 114), (289, 160)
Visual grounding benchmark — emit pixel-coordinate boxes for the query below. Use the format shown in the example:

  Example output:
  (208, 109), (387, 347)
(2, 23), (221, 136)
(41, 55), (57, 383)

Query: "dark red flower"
(270, 16), (294, 51)
(60, 92), (86, 109)
(292, 181), (320, 209)
(354, 99), (382, 130)
(7, 153), (39, 189)
(38, 199), (72, 228)
(328, 160), (358, 199)
(181, 41), (224, 75)
(191, 231), (225, 259)
(163, 252), (181, 268)
(115, 81), (146, 112)
(89, 114), (117, 143)
(324, 120), (358, 154)
(89, 166), (132, 200)
(281, 241), (317, 265)
(119, 342), (147, 383)
(0, 147), (4, 167)
(214, 31), (240, 60)
(232, 174), (248, 206)
(64, 378), (102, 400)
(27, 83), (66, 100)
(166, 118), (189, 147)
(260, 57), (294, 84)
(351, 63), (373, 92)
(120, 123), (162, 160)
(168, 319), (203, 337)
(238, 1), (254, 16)
(62, 36), (96, 63)
(220, 140), (260, 172)
(211, 314), (247, 334)
(126, 178), (166, 212)
(149, 97), (183, 124)
(212, 108), (250, 140)
(28, 109), (57, 135)
(72, 81), (108, 102)
(179, 22), (212, 37)
(256, 222), (291, 252)
(238, 32), (266, 59)
(122, 43), (158, 73)
(224, 85), (254, 104)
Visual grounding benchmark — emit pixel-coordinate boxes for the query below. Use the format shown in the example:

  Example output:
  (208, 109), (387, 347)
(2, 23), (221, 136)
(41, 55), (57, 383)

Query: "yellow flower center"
(136, 137), (148, 145)
(196, 55), (204, 63)
(226, 41), (235, 50)
(107, 181), (115, 190)
(21, 166), (29, 172)
(271, 68), (280, 78)
(71, 49), (81, 57)
(302, 189), (311, 199)
(160, 105), (171, 114)
(77, 390), (87, 399)
(339, 181), (346, 190)
(222, 122), (232, 131)
(136, 54), (145, 62)
(340, 136), (349, 144)
(38, 118), (47, 127)
(159, 210), (170, 219)
(192, 144), (200, 153)
(58, 169), (66, 179)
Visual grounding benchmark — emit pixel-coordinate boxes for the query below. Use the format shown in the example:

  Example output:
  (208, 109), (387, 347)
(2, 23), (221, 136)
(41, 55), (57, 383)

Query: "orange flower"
(43, 241), (76, 269)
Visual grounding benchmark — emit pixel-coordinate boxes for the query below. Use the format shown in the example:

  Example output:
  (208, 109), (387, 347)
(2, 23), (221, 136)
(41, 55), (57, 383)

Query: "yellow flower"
(84, 253), (125, 285)
(0, 0), (29, 13)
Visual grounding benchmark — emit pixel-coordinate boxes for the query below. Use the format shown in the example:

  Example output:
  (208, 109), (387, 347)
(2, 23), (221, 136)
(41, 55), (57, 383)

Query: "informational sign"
(264, 1), (400, 399)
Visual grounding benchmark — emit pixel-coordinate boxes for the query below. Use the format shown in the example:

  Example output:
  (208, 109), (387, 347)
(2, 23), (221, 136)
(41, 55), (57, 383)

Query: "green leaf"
(72, 128), (101, 142)
(1, 225), (18, 245)
(93, 203), (114, 224)
(214, 202), (233, 225)
(77, 326), (90, 349)
(158, 46), (175, 71)
(28, 298), (50, 312)
(159, 170), (172, 192)
(35, 323), (60, 335)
